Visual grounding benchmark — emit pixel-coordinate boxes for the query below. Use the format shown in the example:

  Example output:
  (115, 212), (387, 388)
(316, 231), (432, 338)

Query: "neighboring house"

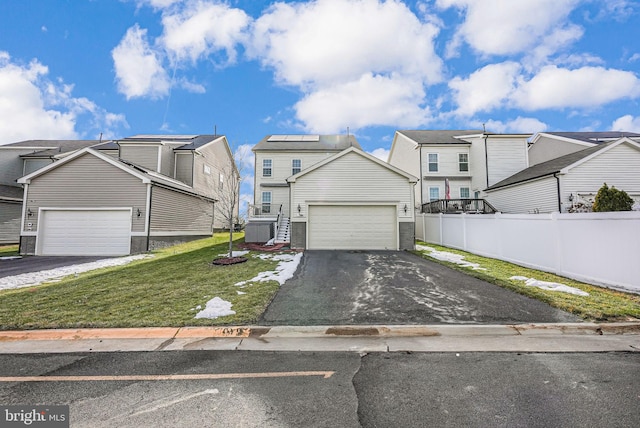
(388, 130), (531, 208)
(0, 140), (101, 244)
(484, 137), (640, 213)
(527, 131), (640, 166)
(247, 134), (417, 250)
(15, 134), (238, 256)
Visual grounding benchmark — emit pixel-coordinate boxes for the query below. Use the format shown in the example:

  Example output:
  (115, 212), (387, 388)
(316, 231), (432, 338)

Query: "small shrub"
(592, 183), (634, 212)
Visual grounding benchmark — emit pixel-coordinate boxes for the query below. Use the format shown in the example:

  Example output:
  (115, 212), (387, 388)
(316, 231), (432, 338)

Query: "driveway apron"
(259, 250), (581, 326)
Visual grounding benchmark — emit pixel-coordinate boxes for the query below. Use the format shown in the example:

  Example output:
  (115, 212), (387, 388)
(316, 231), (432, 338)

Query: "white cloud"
(112, 24), (170, 100)
(611, 115), (640, 132)
(295, 73), (431, 133)
(449, 62), (520, 116)
(480, 117), (547, 134)
(0, 53), (126, 145)
(248, 0), (442, 132)
(160, 1), (250, 64)
(369, 147), (390, 161)
(514, 65), (640, 110)
(437, 0), (581, 57)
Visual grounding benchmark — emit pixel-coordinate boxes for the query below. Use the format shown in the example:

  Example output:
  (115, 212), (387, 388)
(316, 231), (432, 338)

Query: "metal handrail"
(274, 204), (283, 238)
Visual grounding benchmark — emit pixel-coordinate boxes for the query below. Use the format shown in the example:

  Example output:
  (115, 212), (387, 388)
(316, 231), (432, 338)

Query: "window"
(292, 159), (301, 175)
(262, 159), (272, 177)
(261, 191), (272, 214)
(428, 153), (438, 172)
(219, 173), (224, 191)
(460, 187), (470, 199)
(458, 153), (469, 172)
(429, 187), (440, 201)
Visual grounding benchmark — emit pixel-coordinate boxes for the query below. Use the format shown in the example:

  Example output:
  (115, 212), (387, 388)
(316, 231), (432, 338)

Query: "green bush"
(592, 183), (634, 212)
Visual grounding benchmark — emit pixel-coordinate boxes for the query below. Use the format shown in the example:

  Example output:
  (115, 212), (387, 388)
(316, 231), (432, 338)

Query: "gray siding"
(245, 220), (275, 243)
(23, 153), (148, 232)
(528, 136), (590, 166)
(23, 159), (53, 176)
(150, 186), (214, 234)
(160, 144), (175, 177)
(0, 148), (34, 185)
(0, 201), (21, 243)
(175, 153), (194, 186)
(119, 144), (160, 171)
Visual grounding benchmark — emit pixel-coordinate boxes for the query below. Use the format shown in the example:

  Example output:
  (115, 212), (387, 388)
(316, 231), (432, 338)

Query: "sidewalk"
(1, 323), (639, 354)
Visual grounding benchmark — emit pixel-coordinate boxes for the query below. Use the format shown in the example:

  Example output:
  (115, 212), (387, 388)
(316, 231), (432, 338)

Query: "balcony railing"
(248, 203), (282, 219)
(422, 199), (498, 214)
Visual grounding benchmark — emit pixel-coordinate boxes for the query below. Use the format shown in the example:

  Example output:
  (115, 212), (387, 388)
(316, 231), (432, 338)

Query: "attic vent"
(267, 135), (320, 142)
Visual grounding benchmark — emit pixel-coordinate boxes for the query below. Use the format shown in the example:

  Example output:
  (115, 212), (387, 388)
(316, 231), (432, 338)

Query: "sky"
(1, 0), (639, 163)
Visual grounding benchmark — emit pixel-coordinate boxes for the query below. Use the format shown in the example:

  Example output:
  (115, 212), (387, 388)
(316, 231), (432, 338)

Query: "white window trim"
(429, 187), (440, 201)
(458, 153), (469, 172)
(459, 187), (470, 199)
(262, 159), (272, 177)
(427, 153), (438, 173)
(292, 159), (301, 175)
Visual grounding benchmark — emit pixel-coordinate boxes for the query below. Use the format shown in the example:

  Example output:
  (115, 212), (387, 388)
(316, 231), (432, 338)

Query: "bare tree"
(215, 146), (250, 258)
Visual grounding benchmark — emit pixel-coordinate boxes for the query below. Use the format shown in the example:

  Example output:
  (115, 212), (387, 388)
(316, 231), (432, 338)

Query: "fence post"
(439, 213), (443, 245)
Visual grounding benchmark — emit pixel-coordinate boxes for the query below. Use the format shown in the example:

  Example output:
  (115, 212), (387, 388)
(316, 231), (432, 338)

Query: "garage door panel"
(39, 210), (131, 256)
(308, 205), (397, 250)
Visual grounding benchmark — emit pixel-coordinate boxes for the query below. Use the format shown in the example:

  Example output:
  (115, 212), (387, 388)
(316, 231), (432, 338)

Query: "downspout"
(418, 145), (423, 207)
(553, 173), (562, 212)
(146, 185), (153, 252)
(484, 134), (489, 189)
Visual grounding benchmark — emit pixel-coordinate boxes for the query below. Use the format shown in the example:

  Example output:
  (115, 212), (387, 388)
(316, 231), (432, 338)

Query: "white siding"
(561, 143), (640, 210)
(388, 133), (420, 205)
(528, 136), (590, 166)
(291, 151), (414, 221)
(486, 137), (529, 187)
(485, 176), (558, 213)
(160, 144), (175, 176)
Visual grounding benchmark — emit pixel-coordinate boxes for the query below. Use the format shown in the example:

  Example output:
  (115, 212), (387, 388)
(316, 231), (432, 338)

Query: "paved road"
(1, 351), (638, 427)
(260, 251), (580, 325)
(0, 256), (111, 278)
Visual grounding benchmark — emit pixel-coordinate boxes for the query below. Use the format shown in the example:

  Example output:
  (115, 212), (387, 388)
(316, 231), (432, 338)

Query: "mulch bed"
(238, 243), (290, 252)
(211, 257), (248, 266)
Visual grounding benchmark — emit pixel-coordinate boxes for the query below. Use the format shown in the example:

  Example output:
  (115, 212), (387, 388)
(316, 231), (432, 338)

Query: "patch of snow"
(217, 251), (249, 257)
(1, 256), (22, 260)
(509, 276), (589, 296)
(0, 254), (153, 291)
(416, 245), (485, 270)
(265, 238), (276, 246)
(237, 291), (246, 295)
(633, 202), (640, 211)
(236, 252), (303, 286)
(194, 297), (236, 319)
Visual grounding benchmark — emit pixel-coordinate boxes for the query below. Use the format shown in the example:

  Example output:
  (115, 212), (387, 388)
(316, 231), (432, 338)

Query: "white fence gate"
(415, 211), (640, 293)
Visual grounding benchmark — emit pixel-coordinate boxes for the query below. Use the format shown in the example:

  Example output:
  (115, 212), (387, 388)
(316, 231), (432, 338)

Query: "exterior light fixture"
(27, 208), (33, 217)
(297, 204), (302, 215)
(136, 208), (141, 217)
(569, 193), (574, 202)
(403, 204), (408, 214)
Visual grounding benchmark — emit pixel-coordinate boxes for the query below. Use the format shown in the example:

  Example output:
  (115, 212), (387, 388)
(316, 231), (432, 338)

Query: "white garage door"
(38, 210), (132, 256)
(308, 205), (397, 250)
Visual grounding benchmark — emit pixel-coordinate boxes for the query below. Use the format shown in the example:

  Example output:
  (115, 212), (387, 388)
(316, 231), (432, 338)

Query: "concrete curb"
(1, 322), (639, 342)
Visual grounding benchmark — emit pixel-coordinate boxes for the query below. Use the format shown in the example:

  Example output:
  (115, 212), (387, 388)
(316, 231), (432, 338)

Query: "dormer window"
(262, 159), (272, 177)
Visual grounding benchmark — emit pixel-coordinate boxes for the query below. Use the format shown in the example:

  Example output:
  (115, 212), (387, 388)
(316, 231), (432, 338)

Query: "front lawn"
(0, 233), (286, 330)
(0, 245), (19, 257)
(414, 241), (640, 322)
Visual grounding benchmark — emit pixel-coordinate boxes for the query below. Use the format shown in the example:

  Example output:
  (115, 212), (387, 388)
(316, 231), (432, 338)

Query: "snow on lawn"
(416, 245), (485, 270)
(235, 252), (303, 287)
(510, 276), (589, 296)
(0, 254), (153, 291)
(194, 297), (236, 319)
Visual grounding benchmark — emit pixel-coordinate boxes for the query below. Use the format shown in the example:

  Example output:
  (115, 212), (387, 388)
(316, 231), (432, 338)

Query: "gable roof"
(396, 130), (484, 145)
(486, 137), (640, 191)
(17, 148), (216, 201)
(287, 146), (418, 183)
(532, 131), (640, 146)
(253, 134), (361, 152)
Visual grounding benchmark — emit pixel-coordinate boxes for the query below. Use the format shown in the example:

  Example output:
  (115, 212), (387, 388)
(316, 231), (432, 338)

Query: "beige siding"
(467, 135), (488, 196)
(485, 177), (558, 213)
(150, 186), (214, 234)
(0, 201), (21, 243)
(528, 136), (590, 166)
(119, 144), (160, 171)
(175, 153), (194, 186)
(291, 151), (414, 221)
(388, 133), (421, 206)
(486, 137), (529, 187)
(562, 143), (640, 210)
(23, 153), (148, 232)
(160, 144), (175, 176)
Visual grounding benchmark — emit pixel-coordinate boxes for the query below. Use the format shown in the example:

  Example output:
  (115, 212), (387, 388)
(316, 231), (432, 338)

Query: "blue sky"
(1, 0), (639, 163)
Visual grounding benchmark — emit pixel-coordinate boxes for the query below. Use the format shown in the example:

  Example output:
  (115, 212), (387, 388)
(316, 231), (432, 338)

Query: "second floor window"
(428, 153), (438, 172)
(262, 159), (272, 177)
(459, 153), (469, 172)
(292, 159), (301, 175)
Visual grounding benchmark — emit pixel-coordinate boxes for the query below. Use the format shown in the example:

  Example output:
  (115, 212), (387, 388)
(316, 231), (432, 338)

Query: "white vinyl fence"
(416, 211), (640, 293)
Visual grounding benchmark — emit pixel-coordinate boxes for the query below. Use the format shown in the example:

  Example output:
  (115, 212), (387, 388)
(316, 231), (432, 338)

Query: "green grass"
(0, 245), (19, 257)
(414, 241), (640, 322)
(0, 233), (286, 330)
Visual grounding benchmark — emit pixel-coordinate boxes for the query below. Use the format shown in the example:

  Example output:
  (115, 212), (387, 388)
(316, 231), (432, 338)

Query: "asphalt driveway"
(0, 256), (112, 279)
(260, 251), (581, 325)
